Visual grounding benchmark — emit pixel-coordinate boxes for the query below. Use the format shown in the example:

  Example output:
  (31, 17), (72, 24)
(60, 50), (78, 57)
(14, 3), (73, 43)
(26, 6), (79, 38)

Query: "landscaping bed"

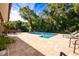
(0, 34), (16, 56)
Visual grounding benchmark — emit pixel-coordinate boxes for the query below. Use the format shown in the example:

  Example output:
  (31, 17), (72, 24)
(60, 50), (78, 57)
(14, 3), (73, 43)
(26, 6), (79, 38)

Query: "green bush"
(0, 37), (7, 51)
(15, 20), (29, 32)
(0, 37), (16, 51)
(3, 22), (16, 30)
(5, 38), (16, 44)
(0, 44), (7, 51)
(3, 20), (29, 32)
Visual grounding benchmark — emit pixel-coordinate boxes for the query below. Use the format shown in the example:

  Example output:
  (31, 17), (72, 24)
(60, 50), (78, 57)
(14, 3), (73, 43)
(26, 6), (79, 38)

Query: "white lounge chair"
(69, 32), (79, 53)
(69, 32), (79, 47)
(63, 31), (78, 38)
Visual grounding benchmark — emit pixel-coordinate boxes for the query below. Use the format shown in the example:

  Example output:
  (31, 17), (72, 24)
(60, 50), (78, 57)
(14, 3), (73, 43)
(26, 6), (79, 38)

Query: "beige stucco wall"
(0, 3), (9, 22)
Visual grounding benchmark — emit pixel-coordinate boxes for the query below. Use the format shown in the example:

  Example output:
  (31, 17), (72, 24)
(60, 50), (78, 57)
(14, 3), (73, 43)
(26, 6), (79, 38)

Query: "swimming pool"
(31, 32), (56, 39)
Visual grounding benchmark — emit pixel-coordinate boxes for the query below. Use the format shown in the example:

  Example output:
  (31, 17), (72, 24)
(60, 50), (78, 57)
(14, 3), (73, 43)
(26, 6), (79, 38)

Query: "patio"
(6, 32), (79, 56)
(5, 37), (44, 56)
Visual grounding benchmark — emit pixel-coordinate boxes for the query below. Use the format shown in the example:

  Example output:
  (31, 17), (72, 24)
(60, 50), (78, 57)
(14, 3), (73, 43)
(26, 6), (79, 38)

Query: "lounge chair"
(63, 31), (78, 38)
(69, 33), (79, 53)
(70, 31), (78, 37)
(73, 39), (79, 53)
(69, 33), (79, 47)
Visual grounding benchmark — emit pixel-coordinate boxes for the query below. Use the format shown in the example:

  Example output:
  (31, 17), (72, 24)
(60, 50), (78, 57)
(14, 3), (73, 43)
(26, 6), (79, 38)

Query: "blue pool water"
(31, 32), (56, 39)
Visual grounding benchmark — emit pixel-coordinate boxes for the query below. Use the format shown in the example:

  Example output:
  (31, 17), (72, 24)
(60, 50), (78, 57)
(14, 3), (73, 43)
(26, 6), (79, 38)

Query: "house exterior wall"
(0, 3), (9, 22)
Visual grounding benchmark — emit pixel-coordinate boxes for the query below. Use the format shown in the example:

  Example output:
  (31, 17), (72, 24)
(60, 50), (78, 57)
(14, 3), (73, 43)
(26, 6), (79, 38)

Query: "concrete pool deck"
(5, 37), (44, 56)
(8, 32), (79, 56)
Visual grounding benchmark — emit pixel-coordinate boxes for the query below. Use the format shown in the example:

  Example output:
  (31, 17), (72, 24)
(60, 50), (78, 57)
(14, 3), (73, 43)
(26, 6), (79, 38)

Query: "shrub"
(5, 38), (16, 44)
(3, 21), (29, 32)
(0, 37), (7, 51)
(3, 22), (16, 30)
(0, 37), (16, 51)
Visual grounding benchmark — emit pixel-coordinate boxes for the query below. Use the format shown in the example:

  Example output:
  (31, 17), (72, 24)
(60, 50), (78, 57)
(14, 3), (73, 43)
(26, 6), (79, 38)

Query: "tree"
(47, 3), (79, 33)
(19, 4), (79, 33)
(19, 6), (38, 32)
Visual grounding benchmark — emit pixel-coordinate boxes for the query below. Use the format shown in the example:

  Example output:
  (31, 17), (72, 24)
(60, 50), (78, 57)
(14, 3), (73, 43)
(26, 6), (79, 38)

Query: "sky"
(9, 3), (48, 22)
